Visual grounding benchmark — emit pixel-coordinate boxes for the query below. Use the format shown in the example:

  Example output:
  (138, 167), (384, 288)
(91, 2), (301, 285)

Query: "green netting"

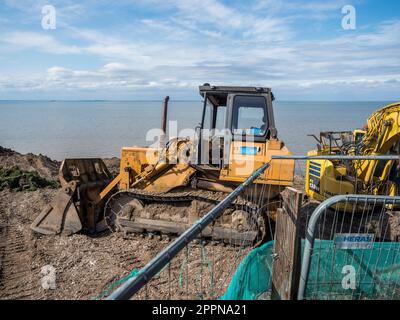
(220, 241), (274, 300)
(93, 269), (139, 300)
(305, 240), (400, 300)
(221, 240), (400, 300)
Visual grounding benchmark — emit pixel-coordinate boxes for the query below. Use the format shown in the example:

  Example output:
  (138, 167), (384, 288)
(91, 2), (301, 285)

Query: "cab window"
(215, 106), (226, 131)
(202, 102), (213, 130)
(232, 95), (267, 136)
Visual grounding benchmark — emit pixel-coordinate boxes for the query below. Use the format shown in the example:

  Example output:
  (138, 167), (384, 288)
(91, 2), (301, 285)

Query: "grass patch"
(0, 166), (59, 192)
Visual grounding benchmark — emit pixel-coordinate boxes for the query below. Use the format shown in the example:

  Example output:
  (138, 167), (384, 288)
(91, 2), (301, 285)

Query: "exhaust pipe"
(160, 96), (169, 149)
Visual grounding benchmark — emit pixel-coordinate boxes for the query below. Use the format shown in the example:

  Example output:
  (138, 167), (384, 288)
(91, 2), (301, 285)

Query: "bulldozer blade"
(30, 182), (82, 235)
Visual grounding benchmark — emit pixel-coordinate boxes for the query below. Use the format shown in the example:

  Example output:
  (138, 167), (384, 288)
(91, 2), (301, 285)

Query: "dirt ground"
(4, 147), (398, 300)
(0, 147), (250, 300)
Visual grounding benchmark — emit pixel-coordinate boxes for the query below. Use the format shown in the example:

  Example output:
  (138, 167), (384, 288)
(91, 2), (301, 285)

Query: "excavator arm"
(355, 102), (400, 193)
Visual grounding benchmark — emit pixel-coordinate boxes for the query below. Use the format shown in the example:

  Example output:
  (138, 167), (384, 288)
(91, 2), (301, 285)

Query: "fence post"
(272, 187), (303, 300)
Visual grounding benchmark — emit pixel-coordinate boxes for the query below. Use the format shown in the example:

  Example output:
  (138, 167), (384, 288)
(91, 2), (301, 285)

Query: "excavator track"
(103, 189), (267, 246)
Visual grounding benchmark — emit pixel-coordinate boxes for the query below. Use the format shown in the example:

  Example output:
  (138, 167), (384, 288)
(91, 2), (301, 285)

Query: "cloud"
(2, 32), (81, 54)
(3, 0), (89, 26)
(0, 0), (399, 100)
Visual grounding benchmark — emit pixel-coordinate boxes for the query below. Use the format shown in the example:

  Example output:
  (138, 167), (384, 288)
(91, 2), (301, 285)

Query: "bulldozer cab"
(198, 84), (277, 167)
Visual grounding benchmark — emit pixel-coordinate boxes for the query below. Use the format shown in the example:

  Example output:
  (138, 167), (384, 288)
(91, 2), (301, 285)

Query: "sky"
(0, 0), (399, 101)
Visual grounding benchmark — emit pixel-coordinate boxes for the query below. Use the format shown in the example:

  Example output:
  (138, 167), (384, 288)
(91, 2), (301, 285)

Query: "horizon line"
(0, 99), (397, 103)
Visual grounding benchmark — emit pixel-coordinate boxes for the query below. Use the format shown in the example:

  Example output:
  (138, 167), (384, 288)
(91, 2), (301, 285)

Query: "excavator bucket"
(30, 159), (113, 235)
(31, 181), (82, 235)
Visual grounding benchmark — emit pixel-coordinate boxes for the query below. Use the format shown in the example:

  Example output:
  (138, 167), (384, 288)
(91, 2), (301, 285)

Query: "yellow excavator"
(306, 102), (400, 206)
(31, 84), (294, 244)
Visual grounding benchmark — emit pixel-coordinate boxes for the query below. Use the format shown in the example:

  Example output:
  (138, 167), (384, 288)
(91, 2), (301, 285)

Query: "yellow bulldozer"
(306, 102), (400, 206)
(31, 84), (294, 244)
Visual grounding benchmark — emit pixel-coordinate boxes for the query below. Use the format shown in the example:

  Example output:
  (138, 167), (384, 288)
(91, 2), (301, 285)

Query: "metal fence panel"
(269, 155), (400, 300)
(298, 195), (400, 300)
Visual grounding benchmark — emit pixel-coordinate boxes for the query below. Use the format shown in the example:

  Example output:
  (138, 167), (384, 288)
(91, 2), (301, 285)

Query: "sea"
(0, 100), (394, 160)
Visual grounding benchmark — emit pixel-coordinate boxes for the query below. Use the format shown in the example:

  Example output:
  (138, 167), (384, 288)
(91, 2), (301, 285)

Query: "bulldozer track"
(105, 189), (259, 211)
(103, 189), (266, 246)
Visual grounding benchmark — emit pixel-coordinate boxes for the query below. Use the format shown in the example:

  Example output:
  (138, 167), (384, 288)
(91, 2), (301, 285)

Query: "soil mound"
(0, 147), (60, 179)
